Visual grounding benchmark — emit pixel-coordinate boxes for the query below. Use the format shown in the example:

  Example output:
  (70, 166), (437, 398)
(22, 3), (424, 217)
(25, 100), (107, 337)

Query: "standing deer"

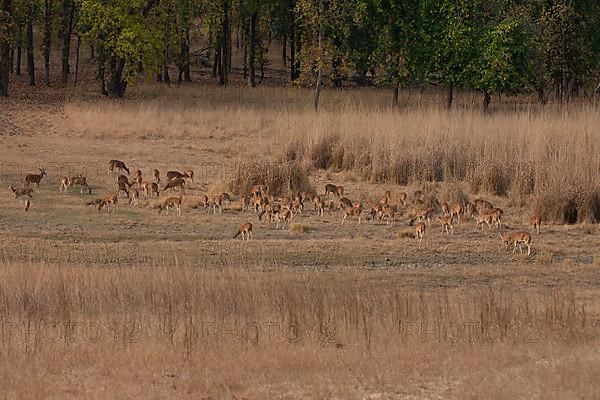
(25, 168), (47, 189)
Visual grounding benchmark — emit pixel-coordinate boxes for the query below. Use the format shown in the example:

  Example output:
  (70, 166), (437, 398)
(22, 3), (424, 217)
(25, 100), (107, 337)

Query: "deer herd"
(7, 160), (540, 256)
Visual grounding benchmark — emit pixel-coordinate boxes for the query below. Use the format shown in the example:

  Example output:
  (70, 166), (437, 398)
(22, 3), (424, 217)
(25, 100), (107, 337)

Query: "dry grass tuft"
(289, 223), (310, 233)
(228, 160), (313, 196)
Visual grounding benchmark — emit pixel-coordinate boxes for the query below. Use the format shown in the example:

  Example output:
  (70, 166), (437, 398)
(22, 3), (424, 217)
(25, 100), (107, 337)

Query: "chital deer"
(380, 205), (398, 227)
(275, 208), (292, 229)
(220, 192), (232, 206)
(341, 205), (362, 225)
(203, 194), (223, 214)
(398, 192), (408, 206)
(99, 193), (119, 213)
(142, 182), (160, 198)
(61, 175), (91, 194)
(531, 214), (542, 235)
(163, 177), (186, 194)
(233, 223), (253, 240)
(415, 222), (426, 244)
(500, 231), (532, 256)
(475, 210), (497, 231)
(158, 196), (183, 216)
(441, 202), (450, 216)
(325, 183), (344, 197)
(438, 215), (454, 235)
(87, 198), (104, 208)
(167, 170), (194, 183)
(240, 195), (250, 212)
(134, 170), (143, 189)
(251, 184), (268, 197)
(314, 197), (325, 216)
(128, 189), (140, 207)
(9, 185), (33, 200)
(370, 204), (383, 223)
(489, 207), (504, 229)
(449, 202), (464, 224)
(25, 168), (47, 189)
(117, 175), (135, 198)
(339, 197), (353, 210)
(473, 198), (493, 212)
(108, 160), (130, 175)
(153, 169), (161, 184)
(409, 207), (434, 226)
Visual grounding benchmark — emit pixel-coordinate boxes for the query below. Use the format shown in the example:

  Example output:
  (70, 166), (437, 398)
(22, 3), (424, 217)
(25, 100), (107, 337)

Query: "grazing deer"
(341, 205), (362, 225)
(9, 185), (33, 200)
(300, 191), (315, 206)
(203, 194), (223, 214)
(438, 215), (454, 235)
(153, 169), (161, 184)
(500, 232), (532, 256)
(233, 223), (253, 240)
(24, 168), (47, 189)
(409, 208), (434, 226)
(158, 196), (183, 216)
(99, 194), (119, 213)
(531, 214), (542, 235)
(324, 183), (344, 197)
(449, 202), (464, 224)
(167, 170), (194, 183)
(275, 208), (292, 229)
(475, 210), (497, 231)
(339, 197), (353, 210)
(117, 175), (135, 198)
(142, 182), (160, 198)
(163, 177), (186, 194)
(415, 222), (426, 244)
(128, 189), (140, 207)
(108, 160), (130, 175)
(87, 198), (104, 208)
(62, 175), (91, 194)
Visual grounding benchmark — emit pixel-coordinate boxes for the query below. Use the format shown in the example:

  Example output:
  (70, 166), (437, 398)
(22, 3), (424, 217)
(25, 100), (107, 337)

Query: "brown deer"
(531, 214), (542, 235)
(167, 170), (194, 183)
(324, 183), (344, 197)
(108, 160), (130, 175)
(163, 177), (186, 194)
(25, 168), (47, 189)
(415, 222), (426, 244)
(158, 196), (183, 216)
(153, 168), (161, 184)
(99, 193), (119, 213)
(500, 232), (532, 256)
(9, 185), (33, 200)
(141, 182), (160, 198)
(233, 223), (253, 240)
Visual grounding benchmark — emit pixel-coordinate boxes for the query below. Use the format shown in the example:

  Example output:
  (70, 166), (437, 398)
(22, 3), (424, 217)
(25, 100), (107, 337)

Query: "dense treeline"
(0, 0), (599, 109)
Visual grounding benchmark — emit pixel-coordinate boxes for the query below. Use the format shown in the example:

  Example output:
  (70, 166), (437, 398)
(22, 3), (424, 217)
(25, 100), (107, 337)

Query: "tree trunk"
(248, 11), (257, 87)
(446, 83), (454, 110)
(74, 34), (80, 85)
(282, 36), (286, 67)
(219, 0), (229, 86)
(162, 52), (170, 84)
(313, 0), (323, 112)
(61, 0), (75, 84)
(213, 44), (220, 79)
(561, 70), (568, 103)
(0, 0), (11, 96)
(43, 0), (52, 86)
(15, 18), (22, 76)
(178, 28), (191, 82)
(9, 48), (13, 73)
(392, 86), (399, 108)
(289, 1), (296, 81)
(26, 12), (35, 86)
(482, 91), (491, 113)
(107, 57), (127, 98)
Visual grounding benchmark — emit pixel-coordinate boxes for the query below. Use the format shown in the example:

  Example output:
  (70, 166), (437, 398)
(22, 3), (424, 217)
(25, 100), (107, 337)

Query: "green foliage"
(79, 0), (162, 82)
(474, 17), (531, 96)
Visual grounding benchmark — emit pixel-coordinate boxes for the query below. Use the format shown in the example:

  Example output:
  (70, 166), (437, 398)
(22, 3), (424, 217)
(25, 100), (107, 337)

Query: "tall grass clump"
(228, 159), (313, 196)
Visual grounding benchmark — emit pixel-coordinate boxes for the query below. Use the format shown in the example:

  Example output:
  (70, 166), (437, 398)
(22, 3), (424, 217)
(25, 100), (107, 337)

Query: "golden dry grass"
(2, 83), (600, 398)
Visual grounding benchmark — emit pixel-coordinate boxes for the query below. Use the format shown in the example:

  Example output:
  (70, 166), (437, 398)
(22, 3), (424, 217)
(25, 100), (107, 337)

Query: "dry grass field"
(2, 77), (600, 399)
